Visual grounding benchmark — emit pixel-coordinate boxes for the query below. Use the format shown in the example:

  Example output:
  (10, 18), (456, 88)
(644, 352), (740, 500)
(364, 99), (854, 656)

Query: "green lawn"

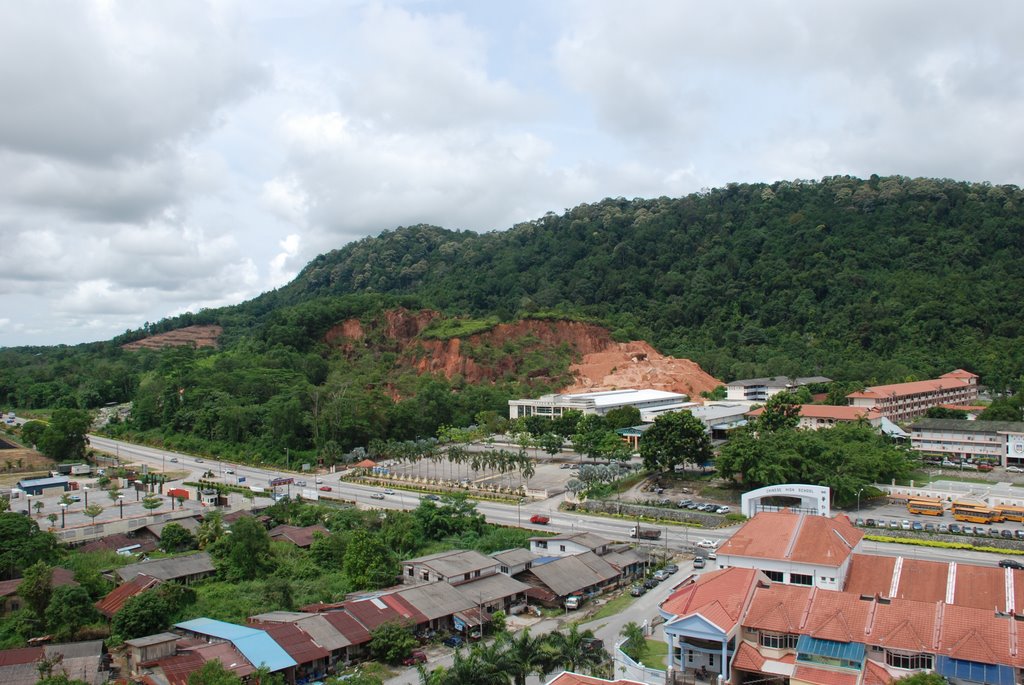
(638, 638), (668, 669)
(590, 591), (638, 621)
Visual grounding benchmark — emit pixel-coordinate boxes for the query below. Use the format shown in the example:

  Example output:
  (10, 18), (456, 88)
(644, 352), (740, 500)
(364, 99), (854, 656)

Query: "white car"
(370, 493), (385, 500)
(383, 489), (395, 495)
(696, 539), (718, 549)
(315, 477), (324, 484)
(1008, 466), (1024, 473)
(225, 468), (234, 474)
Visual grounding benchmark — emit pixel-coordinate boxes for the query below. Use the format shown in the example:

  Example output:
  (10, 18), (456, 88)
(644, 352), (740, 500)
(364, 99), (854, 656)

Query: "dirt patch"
(121, 324), (223, 351)
(562, 341), (722, 399)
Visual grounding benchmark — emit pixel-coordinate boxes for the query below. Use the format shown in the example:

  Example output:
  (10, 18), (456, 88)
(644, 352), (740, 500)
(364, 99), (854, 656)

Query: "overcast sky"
(1, 1), (1022, 348)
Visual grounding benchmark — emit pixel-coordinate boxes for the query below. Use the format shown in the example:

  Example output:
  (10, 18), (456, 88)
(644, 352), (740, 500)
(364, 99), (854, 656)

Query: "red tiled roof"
(744, 583), (813, 633)
(731, 642), (766, 673)
(862, 659), (893, 685)
(95, 574), (161, 618)
(321, 610), (372, 645)
(847, 376), (972, 400)
(718, 512), (863, 567)
(792, 665), (859, 685)
(353, 459), (376, 468)
(545, 672), (646, 685)
(747, 405), (881, 421)
(263, 622), (330, 664)
(660, 567), (760, 631)
(0, 646), (44, 666)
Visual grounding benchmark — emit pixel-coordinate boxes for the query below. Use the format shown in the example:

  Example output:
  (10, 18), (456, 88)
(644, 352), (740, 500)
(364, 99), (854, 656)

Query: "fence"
(614, 639), (667, 685)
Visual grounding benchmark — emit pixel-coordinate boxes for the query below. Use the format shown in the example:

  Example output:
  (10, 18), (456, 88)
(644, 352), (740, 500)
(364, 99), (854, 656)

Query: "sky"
(1, 1), (1022, 348)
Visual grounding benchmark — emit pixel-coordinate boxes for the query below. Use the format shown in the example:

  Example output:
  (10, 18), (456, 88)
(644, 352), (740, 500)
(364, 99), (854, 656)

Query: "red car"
(530, 514), (550, 524)
(403, 651), (427, 666)
(319, 486), (332, 492)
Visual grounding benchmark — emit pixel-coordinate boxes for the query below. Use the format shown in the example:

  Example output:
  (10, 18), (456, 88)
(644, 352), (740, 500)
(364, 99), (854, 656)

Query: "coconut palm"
(543, 624), (605, 675)
(499, 629), (547, 685)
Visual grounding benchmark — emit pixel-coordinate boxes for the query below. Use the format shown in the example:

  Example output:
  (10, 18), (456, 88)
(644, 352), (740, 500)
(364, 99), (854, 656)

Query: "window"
(500, 566), (509, 574)
(475, 570), (481, 577)
(790, 573), (813, 586)
(536, 541), (547, 549)
(885, 651), (932, 670)
(464, 573), (471, 580)
(421, 572), (429, 581)
(764, 570), (784, 582)
(559, 545), (566, 552)
(407, 568), (414, 577)
(759, 632), (799, 650)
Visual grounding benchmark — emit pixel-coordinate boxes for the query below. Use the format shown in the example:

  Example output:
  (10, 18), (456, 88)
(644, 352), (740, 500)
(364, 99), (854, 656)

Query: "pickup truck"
(630, 526), (662, 540)
(530, 514), (550, 524)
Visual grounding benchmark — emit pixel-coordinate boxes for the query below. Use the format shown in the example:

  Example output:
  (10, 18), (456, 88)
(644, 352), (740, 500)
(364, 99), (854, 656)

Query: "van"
(564, 595), (582, 610)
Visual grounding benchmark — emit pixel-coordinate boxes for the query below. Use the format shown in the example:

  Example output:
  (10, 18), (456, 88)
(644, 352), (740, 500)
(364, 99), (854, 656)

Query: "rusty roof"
(95, 574), (161, 618)
(262, 622), (329, 664)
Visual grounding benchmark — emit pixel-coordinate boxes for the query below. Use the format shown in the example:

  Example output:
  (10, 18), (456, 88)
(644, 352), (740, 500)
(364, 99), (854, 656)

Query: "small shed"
(125, 632), (179, 672)
(16, 476), (69, 496)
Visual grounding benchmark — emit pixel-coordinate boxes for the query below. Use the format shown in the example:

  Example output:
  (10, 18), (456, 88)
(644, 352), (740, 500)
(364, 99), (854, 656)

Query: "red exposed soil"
(324, 309), (722, 398)
(121, 325), (223, 351)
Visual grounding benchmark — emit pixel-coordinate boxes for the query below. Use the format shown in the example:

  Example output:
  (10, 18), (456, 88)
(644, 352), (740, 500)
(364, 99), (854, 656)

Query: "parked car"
(978, 464), (994, 472)
(319, 486), (332, 492)
(643, 578), (659, 589)
(1001, 529), (1014, 539)
(403, 651), (427, 666)
(864, 518), (876, 527)
(889, 520), (900, 529)
(999, 559), (1024, 570)
(665, 564), (679, 574)
(565, 595), (584, 610)
(315, 477), (324, 484)
(370, 492), (385, 500)
(937, 523), (949, 533)
(677, 499), (694, 508)
(901, 520), (912, 530)
(1015, 530), (1024, 541)
(424, 494), (441, 501)
(169, 457), (178, 463)
(658, 498), (672, 506)
(693, 557), (706, 569)
(443, 635), (464, 648)
(855, 518), (865, 526)
(1007, 466), (1024, 473)
(696, 539), (717, 549)
(949, 524), (962, 534)
(195, 458), (204, 463)
(716, 506), (731, 514)
(69, 495), (81, 502)
(924, 523), (935, 532)
(225, 468), (235, 474)
(911, 521), (923, 531)
(384, 489), (395, 495)
(630, 585), (646, 597)
(653, 569), (671, 581)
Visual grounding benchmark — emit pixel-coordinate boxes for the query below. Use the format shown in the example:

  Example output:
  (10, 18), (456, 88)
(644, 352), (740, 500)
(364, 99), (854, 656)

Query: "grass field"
(639, 638), (668, 669)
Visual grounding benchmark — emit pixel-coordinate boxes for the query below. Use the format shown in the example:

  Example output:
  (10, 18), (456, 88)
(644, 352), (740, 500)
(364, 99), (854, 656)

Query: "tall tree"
(45, 585), (99, 641)
(639, 411), (712, 473)
(35, 409), (92, 461)
(18, 560), (53, 621)
(220, 516), (275, 581)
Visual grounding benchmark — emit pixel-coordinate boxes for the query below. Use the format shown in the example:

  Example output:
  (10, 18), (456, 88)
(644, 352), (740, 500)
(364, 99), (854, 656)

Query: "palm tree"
(499, 629), (547, 685)
(445, 645), (509, 685)
(543, 624), (605, 675)
(619, 621), (646, 662)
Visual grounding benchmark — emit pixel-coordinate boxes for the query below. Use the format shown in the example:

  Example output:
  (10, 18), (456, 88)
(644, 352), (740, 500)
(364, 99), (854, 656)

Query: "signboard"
(301, 488), (319, 501)
(269, 477), (294, 487)
(237, 476), (246, 484)
(249, 485), (265, 493)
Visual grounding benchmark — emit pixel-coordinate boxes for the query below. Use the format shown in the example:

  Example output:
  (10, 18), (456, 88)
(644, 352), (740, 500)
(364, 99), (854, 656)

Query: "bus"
(906, 497), (945, 516)
(994, 505), (1024, 523)
(951, 501), (998, 524)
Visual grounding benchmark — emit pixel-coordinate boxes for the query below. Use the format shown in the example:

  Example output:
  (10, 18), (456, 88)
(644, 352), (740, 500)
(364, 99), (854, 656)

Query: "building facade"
(910, 418), (1024, 467)
(847, 369), (979, 422)
(509, 389), (687, 420)
(726, 377), (831, 403)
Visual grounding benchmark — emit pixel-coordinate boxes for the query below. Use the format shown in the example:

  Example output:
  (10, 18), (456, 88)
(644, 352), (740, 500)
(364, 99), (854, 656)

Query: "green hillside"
(2, 175), (1024, 466)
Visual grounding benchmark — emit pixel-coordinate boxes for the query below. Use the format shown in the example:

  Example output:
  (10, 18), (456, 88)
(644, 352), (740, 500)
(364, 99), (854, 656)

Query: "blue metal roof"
(795, 635), (865, 663)
(175, 618), (297, 672)
(936, 656), (1014, 685)
(17, 476), (69, 488)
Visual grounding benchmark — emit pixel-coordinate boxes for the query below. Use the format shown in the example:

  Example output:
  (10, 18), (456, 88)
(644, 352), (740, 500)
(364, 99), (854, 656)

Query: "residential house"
(715, 511), (864, 591)
(530, 532), (611, 558)
(114, 551), (216, 585)
(491, 548), (536, 576)
(124, 632), (179, 675)
(0, 568), (78, 615)
(173, 618), (297, 681)
(0, 640), (108, 685)
(95, 573), (161, 619)
(402, 549), (499, 585)
(517, 551), (621, 606)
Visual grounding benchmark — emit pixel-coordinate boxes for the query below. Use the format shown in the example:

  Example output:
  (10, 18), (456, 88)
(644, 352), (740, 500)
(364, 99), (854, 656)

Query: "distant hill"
(272, 175), (1024, 389)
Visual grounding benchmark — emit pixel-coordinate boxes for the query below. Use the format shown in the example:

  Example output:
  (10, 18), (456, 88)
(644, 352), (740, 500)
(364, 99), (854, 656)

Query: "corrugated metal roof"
(935, 656), (1014, 685)
(16, 476), (69, 488)
(174, 618), (298, 672)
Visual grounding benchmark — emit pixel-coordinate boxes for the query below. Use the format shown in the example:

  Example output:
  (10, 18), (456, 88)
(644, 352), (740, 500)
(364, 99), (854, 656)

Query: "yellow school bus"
(951, 501), (997, 524)
(906, 497), (944, 516)
(994, 505), (1024, 523)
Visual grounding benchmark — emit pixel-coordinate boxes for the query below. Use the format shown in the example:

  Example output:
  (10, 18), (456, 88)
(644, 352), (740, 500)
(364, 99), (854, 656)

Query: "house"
(545, 673), (645, 685)
(402, 549), (499, 585)
(249, 611), (370, 667)
(114, 551), (216, 584)
(268, 524), (330, 548)
(909, 418), (1024, 467)
(530, 532), (611, 558)
(0, 640), (108, 685)
(174, 618), (297, 680)
(726, 376), (831, 403)
(79, 531), (159, 556)
(509, 389), (688, 421)
(715, 511), (863, 591)
(261, 622), (331, 683)
(124, 632), (179, 674)
(0, 568), (79, 615)
(15, 475), (69, 496)
(517, 551), (621, 605)
(491, 548), (536, 575)
(451, 572), (532, 614)
(746, 404), (882, 431)
(95, 573), (161, 619)
(847, 369), (979, 422)
(393, 582), (476, 631)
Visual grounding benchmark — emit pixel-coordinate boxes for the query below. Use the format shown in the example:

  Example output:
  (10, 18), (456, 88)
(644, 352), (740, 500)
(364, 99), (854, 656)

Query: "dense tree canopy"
(639, 411), (713, 472)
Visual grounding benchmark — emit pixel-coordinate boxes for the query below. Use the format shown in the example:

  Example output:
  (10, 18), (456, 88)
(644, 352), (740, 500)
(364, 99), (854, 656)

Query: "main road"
(87, 434), (1008, 567)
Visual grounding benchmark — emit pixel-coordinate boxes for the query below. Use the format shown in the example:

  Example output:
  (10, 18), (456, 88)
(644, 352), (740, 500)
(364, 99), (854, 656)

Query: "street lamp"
(26, 494), (32, 517)
(857, 488), (865, 512)
(60, 503), (67, 529)
(118, 495), (124, 519)
(83, 486), (89, 507)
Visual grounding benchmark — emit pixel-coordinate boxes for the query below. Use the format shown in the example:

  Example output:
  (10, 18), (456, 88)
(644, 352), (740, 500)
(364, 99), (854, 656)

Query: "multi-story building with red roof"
(661, 511), (1022, 685)
(846, 370), (979, 422)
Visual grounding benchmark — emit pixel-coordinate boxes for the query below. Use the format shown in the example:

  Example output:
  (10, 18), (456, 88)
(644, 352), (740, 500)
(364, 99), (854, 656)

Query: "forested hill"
(271, 175), (1024, 389)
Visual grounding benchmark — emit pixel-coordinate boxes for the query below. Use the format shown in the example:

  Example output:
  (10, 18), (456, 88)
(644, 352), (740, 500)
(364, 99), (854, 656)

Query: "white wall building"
(725, 376), (830, 402)
(509, 389), (687, 421)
